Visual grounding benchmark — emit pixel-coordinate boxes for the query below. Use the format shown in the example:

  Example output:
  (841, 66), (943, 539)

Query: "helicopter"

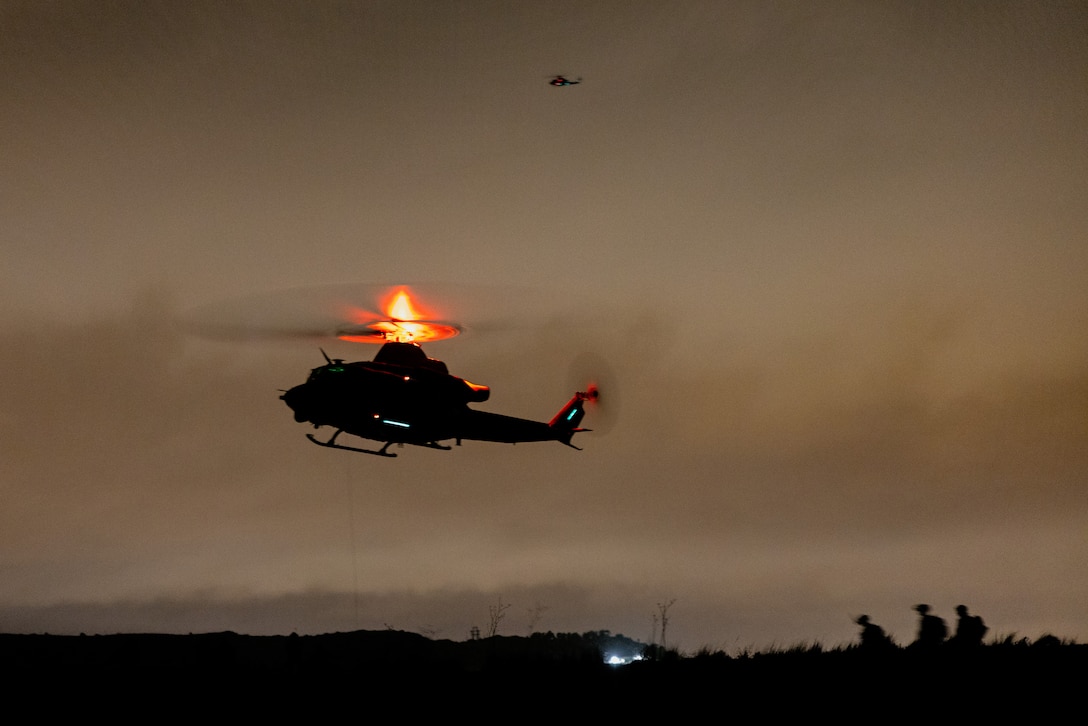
(277, 286), (602, 457)
(548, 75), (581, 86)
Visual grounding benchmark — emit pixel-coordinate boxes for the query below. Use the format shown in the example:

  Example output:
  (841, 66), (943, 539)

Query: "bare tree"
(658, 598), (677, 651)
(526, 602), (549, 635)
(487, 596), (511, 637)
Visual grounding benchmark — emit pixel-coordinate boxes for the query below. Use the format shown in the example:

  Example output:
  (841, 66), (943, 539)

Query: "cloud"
(2, 289), (1084, 644)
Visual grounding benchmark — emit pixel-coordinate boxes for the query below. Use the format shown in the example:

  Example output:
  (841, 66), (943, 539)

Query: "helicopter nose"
(281, 385), (311, 422)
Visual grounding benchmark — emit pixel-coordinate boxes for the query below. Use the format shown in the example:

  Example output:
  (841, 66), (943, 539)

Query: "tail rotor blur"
(568, 353), (618, 436)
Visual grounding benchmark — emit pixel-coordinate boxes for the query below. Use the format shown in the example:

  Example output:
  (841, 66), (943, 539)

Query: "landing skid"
(306, 430), (397, 457)
(305, 430), (453, 457)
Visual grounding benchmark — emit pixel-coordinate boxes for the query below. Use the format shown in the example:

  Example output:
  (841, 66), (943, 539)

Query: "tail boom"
(454, 389), (597, 448)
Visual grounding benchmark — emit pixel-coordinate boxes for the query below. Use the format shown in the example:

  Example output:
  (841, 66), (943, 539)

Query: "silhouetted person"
(912, 604), (947, 648)
(950, 604), (988, 647)
(855, 614), (895, 651)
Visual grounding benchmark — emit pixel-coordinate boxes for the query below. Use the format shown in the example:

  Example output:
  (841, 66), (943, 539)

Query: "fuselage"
(281, 342), (591, 452)
(281, 344), (487, 445)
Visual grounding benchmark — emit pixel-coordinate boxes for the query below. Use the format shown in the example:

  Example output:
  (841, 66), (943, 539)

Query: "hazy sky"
(2, 1), (1086, 650)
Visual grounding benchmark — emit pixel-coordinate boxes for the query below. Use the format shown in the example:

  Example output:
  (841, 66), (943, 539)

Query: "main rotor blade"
(179, 282), (542, 344)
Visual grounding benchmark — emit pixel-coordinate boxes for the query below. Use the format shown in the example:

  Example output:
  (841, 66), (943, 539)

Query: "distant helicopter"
(549, 75), (581, 86)
(278, 287), (601, 457)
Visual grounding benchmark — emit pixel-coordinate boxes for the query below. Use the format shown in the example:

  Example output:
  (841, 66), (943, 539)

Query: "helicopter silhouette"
(549, 75), (581, 86)
(277, 287), (601, 457)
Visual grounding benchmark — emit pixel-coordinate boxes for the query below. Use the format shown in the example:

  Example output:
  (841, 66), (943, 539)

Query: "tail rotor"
(568, 353), (618, 436)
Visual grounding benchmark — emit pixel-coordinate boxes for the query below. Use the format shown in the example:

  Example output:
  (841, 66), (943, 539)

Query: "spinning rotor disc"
(335, 319), (462, 344)
(180, 282), (536, 346)
(333, 287), (461, 343)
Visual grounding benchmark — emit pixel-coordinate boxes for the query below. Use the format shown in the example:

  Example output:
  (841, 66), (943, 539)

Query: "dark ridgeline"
(0, 604), (1078, 715)
(0, 629), (635, 685)
(1, 625), (1082, 704)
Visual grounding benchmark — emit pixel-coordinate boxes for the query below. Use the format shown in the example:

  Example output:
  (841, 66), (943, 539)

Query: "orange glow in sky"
(337, 286), (460, 343)
(386, 288), (422, 321)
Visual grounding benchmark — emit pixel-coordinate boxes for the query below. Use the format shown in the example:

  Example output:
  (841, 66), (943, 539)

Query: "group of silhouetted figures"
(855, 604), (988, 651)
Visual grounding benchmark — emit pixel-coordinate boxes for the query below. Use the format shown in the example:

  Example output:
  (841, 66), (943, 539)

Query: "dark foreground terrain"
(2, 629), (1082, 714)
